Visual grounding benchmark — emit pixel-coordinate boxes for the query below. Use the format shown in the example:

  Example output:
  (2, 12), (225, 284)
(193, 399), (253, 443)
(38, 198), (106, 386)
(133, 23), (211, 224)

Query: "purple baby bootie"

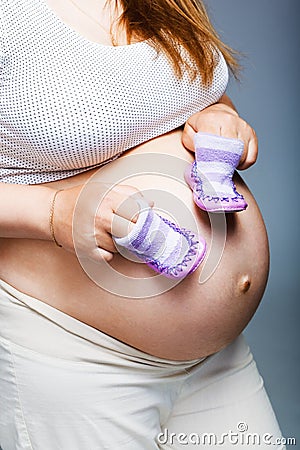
(185, 132), (248, 213)
(113, 201), (206, 279)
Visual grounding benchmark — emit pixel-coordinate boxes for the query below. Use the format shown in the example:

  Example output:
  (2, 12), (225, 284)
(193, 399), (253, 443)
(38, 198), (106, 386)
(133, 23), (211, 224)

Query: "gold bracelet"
(49, 190), (63, 248)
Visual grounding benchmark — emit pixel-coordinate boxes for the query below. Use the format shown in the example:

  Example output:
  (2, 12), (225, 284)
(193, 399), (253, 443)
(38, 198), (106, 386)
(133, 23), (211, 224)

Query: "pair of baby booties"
(113, 132), (247, 279)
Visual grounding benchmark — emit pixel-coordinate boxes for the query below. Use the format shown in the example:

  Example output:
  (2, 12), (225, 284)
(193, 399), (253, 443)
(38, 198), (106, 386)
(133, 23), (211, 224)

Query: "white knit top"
(0, 0), (229, 184)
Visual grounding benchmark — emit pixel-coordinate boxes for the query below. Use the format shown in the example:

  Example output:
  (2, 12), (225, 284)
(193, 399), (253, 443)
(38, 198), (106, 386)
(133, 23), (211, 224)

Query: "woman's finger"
(111, 213), (135, 238)
(88, 247), (114, 263)
(113, 186), (153, 221)
(182, 122), (197, 151)
(97, 248), (114, 262)
(113, 194), (143, 223)
(182, 122), (222, 151)
(237, 131), (258, 170)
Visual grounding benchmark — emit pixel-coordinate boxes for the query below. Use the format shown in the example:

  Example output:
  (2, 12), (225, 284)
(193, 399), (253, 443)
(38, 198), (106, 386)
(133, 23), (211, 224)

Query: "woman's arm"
(0, 183), (54, 240)
(0, 181), (151, 261)
(216, 93), (238, 112)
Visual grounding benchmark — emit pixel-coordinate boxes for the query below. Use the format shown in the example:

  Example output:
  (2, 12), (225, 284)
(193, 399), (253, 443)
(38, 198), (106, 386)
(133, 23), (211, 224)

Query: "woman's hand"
(182, 95), (258, 170)
(53, 183), (150, 262)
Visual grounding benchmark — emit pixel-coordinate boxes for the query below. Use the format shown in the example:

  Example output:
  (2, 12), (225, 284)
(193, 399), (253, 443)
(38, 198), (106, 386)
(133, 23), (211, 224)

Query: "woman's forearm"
(0, 179), (151, 260)
(0, 183), (54, 240)
(216, 93), (238, 113)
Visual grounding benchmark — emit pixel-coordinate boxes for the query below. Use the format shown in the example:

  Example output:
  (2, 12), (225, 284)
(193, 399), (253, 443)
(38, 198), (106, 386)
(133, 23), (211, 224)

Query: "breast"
(1, 2), (228, 183)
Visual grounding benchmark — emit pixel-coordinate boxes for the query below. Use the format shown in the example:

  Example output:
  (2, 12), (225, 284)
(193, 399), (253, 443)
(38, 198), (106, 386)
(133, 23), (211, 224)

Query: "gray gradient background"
(206, 0), (299, 444)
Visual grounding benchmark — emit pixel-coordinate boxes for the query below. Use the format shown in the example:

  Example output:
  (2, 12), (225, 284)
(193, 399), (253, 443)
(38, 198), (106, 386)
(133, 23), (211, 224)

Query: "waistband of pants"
(0, 278), (206, 370)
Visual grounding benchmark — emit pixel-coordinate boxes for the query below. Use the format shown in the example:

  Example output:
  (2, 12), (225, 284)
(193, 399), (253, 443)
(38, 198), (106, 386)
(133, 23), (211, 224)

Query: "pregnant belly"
(0, 130), (269, 360)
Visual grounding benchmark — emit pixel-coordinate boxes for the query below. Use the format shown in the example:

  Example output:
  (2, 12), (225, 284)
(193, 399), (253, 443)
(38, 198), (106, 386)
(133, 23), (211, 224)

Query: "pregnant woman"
(0, 0), (285, 449)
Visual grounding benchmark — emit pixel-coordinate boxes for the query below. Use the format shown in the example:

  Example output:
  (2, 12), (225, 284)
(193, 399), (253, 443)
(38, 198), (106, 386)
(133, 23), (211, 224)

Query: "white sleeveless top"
(0, 0), (229, 184)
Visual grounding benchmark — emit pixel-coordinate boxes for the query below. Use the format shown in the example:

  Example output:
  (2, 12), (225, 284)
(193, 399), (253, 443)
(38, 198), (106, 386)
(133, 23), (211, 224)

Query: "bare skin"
(0, 129), (269, 360)
(0, 0), (267, 360)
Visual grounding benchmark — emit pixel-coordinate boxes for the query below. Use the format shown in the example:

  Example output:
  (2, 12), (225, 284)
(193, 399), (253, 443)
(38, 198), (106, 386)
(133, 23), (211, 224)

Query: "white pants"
(0, 279), (285, 450)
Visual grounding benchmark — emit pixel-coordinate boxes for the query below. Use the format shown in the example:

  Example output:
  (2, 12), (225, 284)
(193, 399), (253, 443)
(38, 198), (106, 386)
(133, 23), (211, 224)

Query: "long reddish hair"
(110, 0), (240, 85)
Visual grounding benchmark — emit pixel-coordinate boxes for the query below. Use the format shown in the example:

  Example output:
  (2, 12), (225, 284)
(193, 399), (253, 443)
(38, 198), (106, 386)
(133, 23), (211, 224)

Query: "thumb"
(182, 122), (196, 152)
(89, 247), (114, 263)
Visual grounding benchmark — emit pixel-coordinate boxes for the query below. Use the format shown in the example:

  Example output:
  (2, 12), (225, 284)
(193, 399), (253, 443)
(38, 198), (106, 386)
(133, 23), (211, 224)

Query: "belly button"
(238, 275), (251, 294)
